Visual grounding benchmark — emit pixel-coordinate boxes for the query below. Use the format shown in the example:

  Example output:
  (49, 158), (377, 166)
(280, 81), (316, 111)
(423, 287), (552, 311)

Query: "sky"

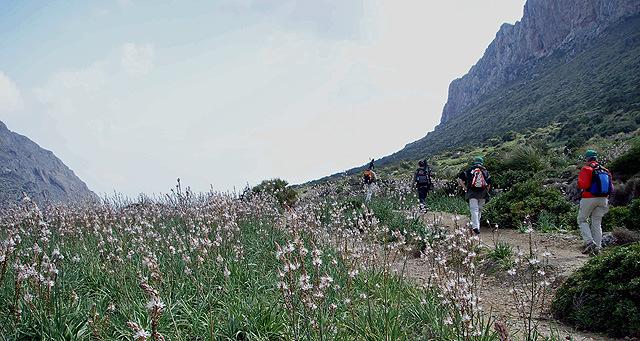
(0, 0), (526, 197)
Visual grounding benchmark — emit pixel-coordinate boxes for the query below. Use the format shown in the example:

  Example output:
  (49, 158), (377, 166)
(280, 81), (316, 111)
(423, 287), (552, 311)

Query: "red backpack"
(469, 167), (488, 190)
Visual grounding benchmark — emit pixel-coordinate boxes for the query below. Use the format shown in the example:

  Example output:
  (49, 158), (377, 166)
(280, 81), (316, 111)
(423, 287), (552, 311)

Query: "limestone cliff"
(441, 0), (640, 124)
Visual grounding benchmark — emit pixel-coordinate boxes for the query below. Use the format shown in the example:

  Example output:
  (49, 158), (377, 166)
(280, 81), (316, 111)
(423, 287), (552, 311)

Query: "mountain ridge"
(308, 0), (640, 185)
(0, 120), (97, 207)
(441, 0), (640, 124)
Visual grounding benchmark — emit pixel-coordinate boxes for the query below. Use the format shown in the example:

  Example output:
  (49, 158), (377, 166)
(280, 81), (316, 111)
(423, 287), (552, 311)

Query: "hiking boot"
(473, 228), (480, 235)
(581, 242), (595, 255)
(590, 247), (602, 256)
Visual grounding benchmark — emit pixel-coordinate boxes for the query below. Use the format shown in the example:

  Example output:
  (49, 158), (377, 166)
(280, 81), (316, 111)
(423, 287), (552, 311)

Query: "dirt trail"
(400, 211), (624, 341)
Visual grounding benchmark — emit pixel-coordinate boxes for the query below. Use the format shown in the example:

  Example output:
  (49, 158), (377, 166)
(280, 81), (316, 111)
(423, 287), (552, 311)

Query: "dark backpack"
(416, 168), (431, 188)
(589, 165), (612, 197)
(363, 170), (374, 184)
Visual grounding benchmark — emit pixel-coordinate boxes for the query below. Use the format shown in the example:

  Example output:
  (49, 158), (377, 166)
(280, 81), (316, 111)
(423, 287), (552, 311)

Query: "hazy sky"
(0, 0), (526, 196)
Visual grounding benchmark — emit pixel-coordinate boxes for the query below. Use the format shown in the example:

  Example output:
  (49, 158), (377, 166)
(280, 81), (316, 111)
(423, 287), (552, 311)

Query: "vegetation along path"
(397, 211), (623, 341)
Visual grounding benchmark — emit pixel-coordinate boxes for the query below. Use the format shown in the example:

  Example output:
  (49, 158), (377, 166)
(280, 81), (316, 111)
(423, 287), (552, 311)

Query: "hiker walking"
(577, 149), (613, 255)
(363, 162), (377, 203)
(415, 160), (433, 209)
(457, 156), (492, 235)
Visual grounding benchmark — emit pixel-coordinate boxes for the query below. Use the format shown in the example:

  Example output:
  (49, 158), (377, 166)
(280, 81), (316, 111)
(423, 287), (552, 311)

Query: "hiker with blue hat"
(457, 156), (492, 235)
(577, 149), (613, 255)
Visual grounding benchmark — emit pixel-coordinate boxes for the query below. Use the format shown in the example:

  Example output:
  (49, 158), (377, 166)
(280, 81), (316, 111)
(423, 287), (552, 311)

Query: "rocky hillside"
(442, 0), (640, 124)
(314, 0), (640, 183)
(0, 121), (97, 206)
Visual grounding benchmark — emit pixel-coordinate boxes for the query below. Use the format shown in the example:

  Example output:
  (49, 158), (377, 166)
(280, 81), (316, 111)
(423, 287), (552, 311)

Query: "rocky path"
(400, 211), (623, 341)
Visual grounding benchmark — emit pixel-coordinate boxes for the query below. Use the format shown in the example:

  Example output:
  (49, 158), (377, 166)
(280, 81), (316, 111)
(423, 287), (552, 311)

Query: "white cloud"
(34, 62), (107, 115)
(121, 43), (155, 76)
(0, 71), (23, 115)
(6, 1), (526, 196)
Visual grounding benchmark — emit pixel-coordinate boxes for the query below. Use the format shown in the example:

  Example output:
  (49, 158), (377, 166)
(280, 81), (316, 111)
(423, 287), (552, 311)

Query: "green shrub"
(610, 141), (640, 180)
(552, 243), (640, 337)
(502, 131), (517, 142)
(252, 178), (298, 207)
(492, 169), (535, 190)
(629, 199), (640, 231)
(604, 199), (640, 231)
(486, 241), (514, 269)
(604, 205), (630, 231)
(484, 180), (575, 229)
(503, 146), (544, 173)
(484, 146), (546, 190)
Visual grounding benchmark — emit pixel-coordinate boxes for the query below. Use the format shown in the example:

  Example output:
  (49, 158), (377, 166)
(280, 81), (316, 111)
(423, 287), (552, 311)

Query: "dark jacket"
(415, 166), (432, 189)
(458, 165), (492, 200)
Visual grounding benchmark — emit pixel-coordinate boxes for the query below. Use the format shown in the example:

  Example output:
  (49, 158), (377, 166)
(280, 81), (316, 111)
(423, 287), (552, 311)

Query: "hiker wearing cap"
(415, 160), (433, 209)
(363, 161), (377, 203)
(577, 149), (613, 255)
(457, 156), (492, 235)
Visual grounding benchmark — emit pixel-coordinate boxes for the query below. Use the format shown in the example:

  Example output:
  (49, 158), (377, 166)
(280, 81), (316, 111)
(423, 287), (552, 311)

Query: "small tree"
(252, 178), (298, 207)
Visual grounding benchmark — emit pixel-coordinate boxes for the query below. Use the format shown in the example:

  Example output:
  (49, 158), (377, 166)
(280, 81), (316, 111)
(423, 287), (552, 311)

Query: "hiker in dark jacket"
(457, 156), (492, 235)
(415, 160), (432, 208)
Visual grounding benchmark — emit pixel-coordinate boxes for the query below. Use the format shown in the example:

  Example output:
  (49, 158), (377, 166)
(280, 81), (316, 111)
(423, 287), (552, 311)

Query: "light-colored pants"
(577, 197), (609, 248)
(365, 184), (374, 202)
(469, 198), (486, 231)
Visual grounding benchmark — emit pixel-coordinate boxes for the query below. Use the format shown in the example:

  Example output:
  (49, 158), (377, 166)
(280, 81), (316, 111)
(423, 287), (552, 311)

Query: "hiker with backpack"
(363, 162), (377, 203)
(415, 160), (433, 208)
(577, 149), (613, 255)
(457, 156), (492, 235)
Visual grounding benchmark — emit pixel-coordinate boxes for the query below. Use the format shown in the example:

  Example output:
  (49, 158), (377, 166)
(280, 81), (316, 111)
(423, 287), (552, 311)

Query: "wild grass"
(0, 182), (490, 341)
(0, 178), (570, 340)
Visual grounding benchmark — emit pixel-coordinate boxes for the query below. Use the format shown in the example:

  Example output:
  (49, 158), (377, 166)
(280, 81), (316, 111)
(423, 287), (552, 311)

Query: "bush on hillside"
(552, 243), (640, 337)
(484, 146), (546, 190)
(603, 199), (640, 231)
(484, 180), (575, 229)
(252, 178), (298, 207)
(504, 146), (544, 173)
(502, 130), (517, 142)
(610, 140), (640, 180)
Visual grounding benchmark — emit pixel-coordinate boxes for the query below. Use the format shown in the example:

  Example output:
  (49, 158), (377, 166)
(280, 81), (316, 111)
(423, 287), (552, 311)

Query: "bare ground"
(398, 211), (627, 341)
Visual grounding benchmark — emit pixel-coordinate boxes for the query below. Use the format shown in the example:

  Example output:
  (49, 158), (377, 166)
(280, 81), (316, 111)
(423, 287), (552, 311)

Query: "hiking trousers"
(469, 198), (486, 231)
(577, 197), (609, 248)
(365, 183), (374, 202)
(418, 187), (429, 205)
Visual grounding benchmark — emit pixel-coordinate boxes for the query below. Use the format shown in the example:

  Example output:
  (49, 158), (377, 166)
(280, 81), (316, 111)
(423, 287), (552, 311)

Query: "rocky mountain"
(0, 121), (97, 207)
(313, 0), (640, 183)
(441, 0), (640, 124)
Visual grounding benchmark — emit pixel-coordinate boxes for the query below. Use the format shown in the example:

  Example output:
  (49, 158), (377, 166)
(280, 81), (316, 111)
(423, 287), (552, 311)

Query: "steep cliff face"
(0, 121), (97, 206)
(313, 3), (640, 184)
(441, 0), (640, 124)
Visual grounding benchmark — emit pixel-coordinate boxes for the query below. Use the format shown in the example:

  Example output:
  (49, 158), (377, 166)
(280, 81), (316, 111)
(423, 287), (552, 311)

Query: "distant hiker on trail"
(368, 158), (375, 170)
(415, 160), (433, 209)
(457, 156), (492, 235)
(363, 162), (377, 203)
(577, 149), (613, 255)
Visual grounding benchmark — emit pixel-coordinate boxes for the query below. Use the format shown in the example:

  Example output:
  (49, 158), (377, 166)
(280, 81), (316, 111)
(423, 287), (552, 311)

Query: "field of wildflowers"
(0, 180), (560, 340)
